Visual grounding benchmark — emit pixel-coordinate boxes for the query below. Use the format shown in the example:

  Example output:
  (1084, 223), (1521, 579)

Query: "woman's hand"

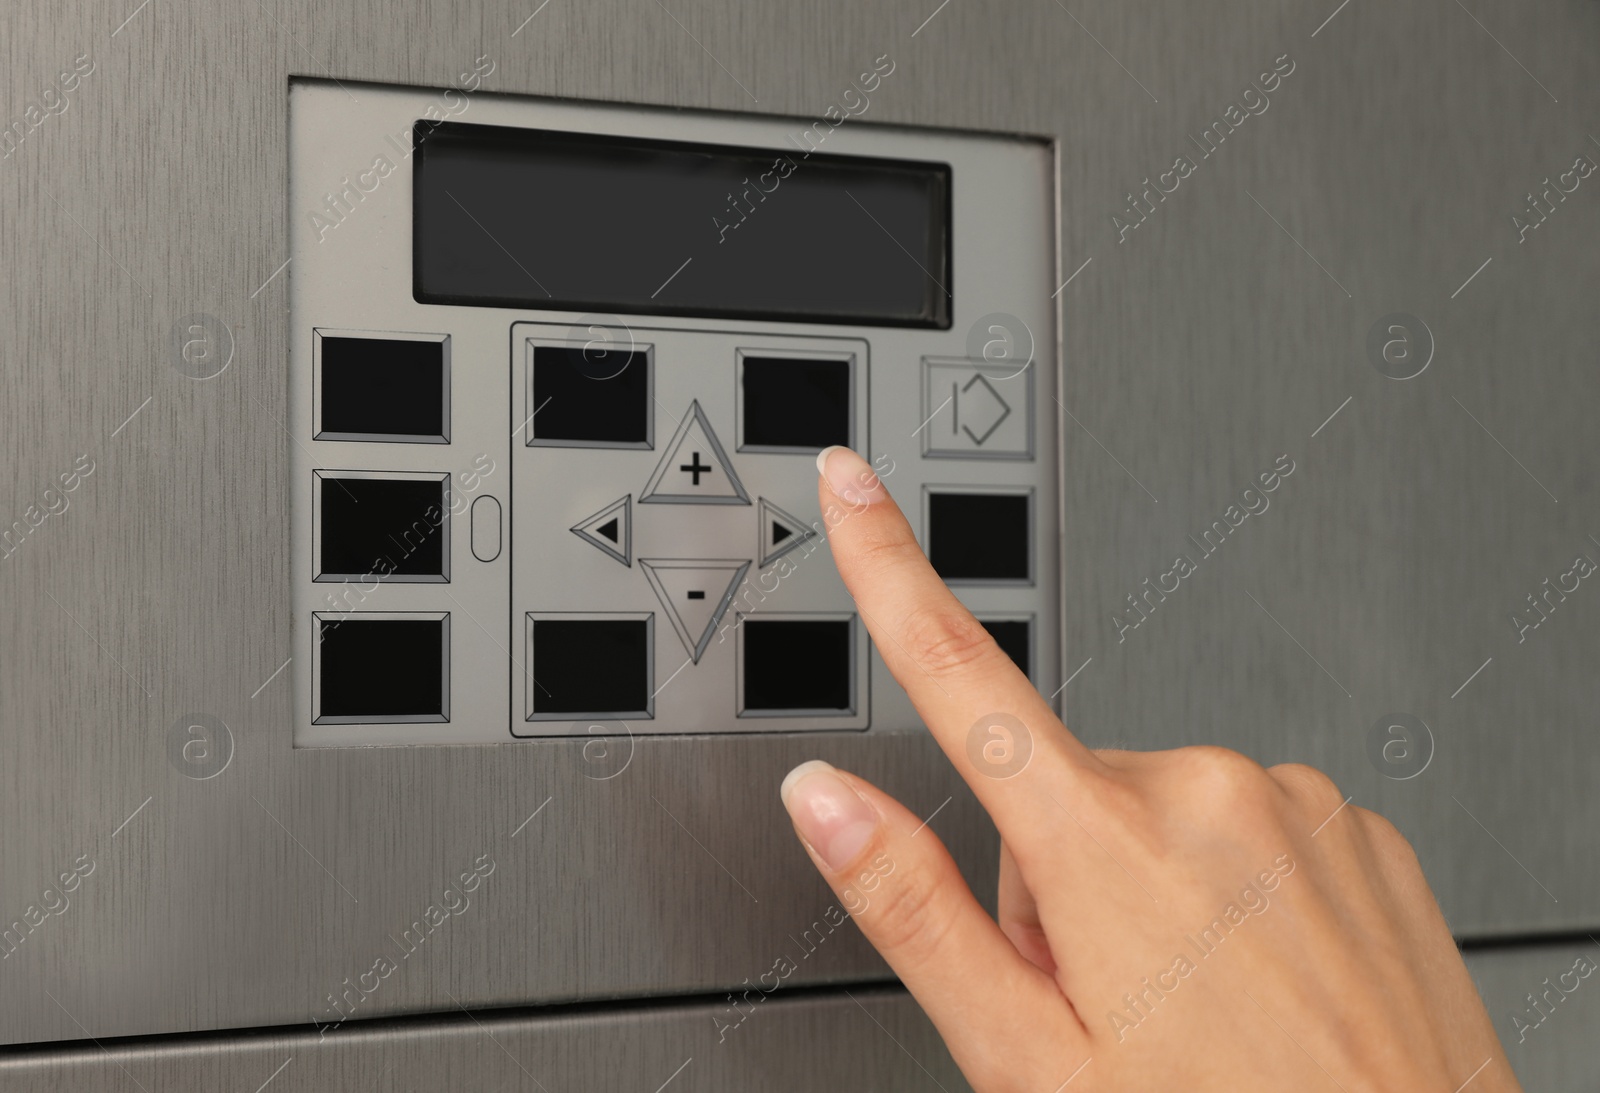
(780, 445), (1518, 1092)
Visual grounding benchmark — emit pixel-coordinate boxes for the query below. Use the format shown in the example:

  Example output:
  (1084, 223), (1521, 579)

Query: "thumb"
(780, 761), (1087, 1085)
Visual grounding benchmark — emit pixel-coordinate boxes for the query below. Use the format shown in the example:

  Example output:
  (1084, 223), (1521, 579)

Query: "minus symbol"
(686, 591), (706, 600)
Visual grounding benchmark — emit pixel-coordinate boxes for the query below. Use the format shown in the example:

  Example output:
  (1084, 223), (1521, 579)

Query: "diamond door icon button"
(958, 373), (1011, 446)
(920, 359), (1034, 460)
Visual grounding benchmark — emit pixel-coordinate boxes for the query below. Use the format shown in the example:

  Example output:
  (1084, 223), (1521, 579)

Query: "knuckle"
(1165, 747), (1286, 841)
(864, 859), (959, 966)
(1178, 746), (1274, 804)
(1358, 808), (1419, 864)
(900, 605), (1002, 680)
(847, 523), (924, 571)
(1268, 762), (1344, 810)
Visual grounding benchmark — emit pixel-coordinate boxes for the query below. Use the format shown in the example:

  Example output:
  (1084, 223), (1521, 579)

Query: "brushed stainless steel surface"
(4, 949), (1594, 1093)
(0, 986), (970, 1091)
(1464, 942), (1600, 1092)
(1, 0), (1597, 1067)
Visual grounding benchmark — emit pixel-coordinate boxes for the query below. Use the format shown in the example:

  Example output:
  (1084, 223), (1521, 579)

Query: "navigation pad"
(513, 325), (872, 737)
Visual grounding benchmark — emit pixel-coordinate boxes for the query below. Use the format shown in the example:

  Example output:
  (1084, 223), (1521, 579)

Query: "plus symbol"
(680, 452), (713, 486)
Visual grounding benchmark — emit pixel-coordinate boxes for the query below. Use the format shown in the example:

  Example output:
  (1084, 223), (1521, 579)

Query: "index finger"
(814, 446), (1102, 795)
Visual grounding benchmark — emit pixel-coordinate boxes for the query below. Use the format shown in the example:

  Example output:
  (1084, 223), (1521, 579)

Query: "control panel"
(289, 81), (1059, 745)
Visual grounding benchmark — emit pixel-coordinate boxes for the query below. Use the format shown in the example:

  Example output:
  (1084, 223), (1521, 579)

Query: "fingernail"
(816, 446), (888, 506)
(781, 760), (881, 872)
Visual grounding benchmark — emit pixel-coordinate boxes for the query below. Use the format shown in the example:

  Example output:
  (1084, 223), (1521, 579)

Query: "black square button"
(317, 334), (448, 442)
(926, 489), (1032, 584)
(316, 614), (448, 722)
(317, 473), (448, 581)
(528, 615), (652, 718)
(530, 345), (651, 447)
(741, 617), (854, 714)
(980, 619), (1031, 679)
(740, 354), (852, 451)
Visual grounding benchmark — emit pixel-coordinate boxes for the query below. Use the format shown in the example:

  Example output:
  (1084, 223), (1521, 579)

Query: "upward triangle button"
(640, 400), (750, 506)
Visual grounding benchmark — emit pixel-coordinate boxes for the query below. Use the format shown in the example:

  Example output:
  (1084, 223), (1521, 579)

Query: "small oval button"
(470, 495), (502, 562)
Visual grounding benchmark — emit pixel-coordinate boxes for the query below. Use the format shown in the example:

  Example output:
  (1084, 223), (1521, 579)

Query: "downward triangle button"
(571, 495), (632, 566)
(640, 558), (751, 663)
(757, 497), (816, 567)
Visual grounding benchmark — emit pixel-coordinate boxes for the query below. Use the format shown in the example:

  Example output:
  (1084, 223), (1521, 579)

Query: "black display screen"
(413, 121), (951, 327)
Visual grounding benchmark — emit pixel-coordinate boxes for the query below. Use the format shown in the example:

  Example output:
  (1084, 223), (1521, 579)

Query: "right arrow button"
(757, 497), (817, 567)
